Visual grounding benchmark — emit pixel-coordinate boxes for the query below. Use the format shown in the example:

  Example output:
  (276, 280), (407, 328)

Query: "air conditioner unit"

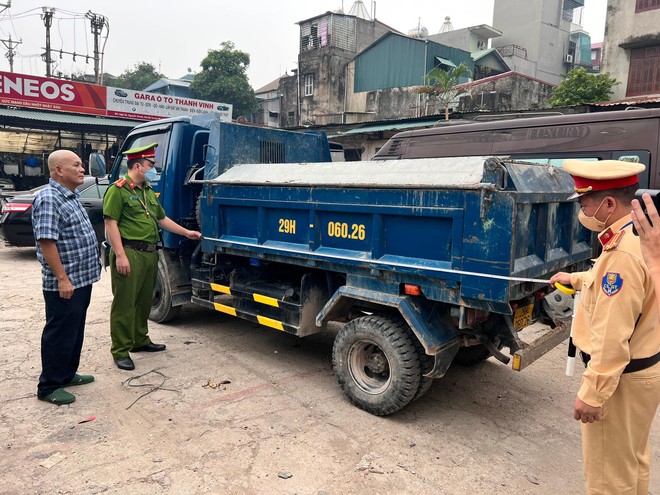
(564, 54), (574, 64)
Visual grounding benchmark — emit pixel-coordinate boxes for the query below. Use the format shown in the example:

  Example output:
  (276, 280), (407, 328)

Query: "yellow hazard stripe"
(211, 283), (231, 294)
(213, 303), (237, 316)
(253, 293), (280, 307)
(257, 315), (284, 331)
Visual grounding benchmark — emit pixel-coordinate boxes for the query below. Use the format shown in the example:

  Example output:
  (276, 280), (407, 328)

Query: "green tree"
(414, 64), (471, 120)
(111, 62), (164, 90)
(549, 67), (619, 107)
(189, 41), (258, 118)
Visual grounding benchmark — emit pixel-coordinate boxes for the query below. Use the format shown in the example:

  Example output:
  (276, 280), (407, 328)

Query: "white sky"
(0, 0), (607, 90)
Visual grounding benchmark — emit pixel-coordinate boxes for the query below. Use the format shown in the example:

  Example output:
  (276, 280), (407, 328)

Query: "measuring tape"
(552, 282), (579, 376)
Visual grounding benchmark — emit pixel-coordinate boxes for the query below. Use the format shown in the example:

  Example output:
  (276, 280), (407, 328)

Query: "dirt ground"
(0, 242), (658, 495)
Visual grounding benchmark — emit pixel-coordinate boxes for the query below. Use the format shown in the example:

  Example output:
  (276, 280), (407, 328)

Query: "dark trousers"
(109, 249), (157, 358)
(38, 284), (93, 398)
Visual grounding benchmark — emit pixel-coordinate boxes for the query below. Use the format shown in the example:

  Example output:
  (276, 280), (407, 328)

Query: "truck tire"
(411, 337), (434, 401)
(453, 345), (492, 366)
(453, 341), (503, 367)
(150, 255), (182, 323)
(332, 315), (421, 416)
(373, 313), (433, 402)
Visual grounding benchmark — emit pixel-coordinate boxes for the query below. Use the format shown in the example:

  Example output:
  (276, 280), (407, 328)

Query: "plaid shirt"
(32, 179), (101, 291)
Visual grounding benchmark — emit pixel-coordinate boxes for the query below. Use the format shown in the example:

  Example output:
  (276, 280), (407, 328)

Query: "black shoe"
(114, 356), (135, 370)
(132, 342), (166, 353)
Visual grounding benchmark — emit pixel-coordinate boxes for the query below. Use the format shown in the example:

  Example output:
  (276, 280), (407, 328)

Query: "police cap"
(563, 159), (646, 200)
(122, 143), (158, 161)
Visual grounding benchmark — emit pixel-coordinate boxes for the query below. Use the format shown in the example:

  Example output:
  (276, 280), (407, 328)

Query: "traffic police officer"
(103, 143), (201, 371)
(550, 160), (660, 494)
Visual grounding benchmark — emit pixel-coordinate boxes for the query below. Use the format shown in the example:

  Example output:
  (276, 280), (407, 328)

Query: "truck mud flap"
(317, 286), (459, 359)
(511, 320), (570, 371)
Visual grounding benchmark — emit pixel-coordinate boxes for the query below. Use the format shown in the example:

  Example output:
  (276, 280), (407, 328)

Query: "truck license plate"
(513, 303), (534, 330)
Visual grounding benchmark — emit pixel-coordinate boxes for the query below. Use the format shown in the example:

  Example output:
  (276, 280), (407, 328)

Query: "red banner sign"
(0, 71), (231, 122)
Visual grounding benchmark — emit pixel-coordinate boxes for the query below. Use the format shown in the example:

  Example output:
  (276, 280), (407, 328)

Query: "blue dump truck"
(111, 114), (593, 416)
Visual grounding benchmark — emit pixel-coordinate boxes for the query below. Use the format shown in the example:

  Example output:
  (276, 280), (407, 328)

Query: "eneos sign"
(0, 71), (232, 122)
(0, 72), (106, 115)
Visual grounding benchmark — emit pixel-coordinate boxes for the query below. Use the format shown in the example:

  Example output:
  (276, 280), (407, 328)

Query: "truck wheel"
(411, 338), (434, 401)
(453, 341), (502, 367)
(332, 315), (421, 416)
(373, 314), (433, 402)
(453, 345), (492, 366)
(150, 256), (182, 323)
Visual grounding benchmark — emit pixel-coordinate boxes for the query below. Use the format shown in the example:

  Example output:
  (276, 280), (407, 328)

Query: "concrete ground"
(0, 243), (658, 494)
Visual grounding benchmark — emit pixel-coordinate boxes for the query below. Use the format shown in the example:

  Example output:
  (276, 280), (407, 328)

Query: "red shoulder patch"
(602, 230), (626, 252)
(114, 178), (127, 187)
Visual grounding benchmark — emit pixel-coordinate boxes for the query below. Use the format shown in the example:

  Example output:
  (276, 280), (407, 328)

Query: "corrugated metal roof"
(255, 76), (282, 94)
(591, 95), (660, 107)
(0, 108), (142, 128)
(340, 119), (438, 135)
(143, 78), (192, 92)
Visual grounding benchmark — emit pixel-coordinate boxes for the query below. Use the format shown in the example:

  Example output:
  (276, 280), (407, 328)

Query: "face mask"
(142, 166), (158, 182)
(578, 197), (612, 232)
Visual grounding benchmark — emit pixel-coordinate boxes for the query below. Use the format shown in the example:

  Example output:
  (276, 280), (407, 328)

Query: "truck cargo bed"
(200, 156), (592, 314)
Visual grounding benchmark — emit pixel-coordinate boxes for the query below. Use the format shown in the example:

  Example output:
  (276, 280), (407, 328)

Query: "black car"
(0, 177), (109, 247)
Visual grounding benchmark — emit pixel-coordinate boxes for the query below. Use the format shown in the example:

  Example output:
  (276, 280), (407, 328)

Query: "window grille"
(636, 0), (660, 12)
(627, 46), (660, 96)
(259, 141), (285, 163)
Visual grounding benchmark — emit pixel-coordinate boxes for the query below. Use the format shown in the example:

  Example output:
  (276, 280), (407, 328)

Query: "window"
(513, 152), (651, 187)
(627, 46), (660, 96)
(636, 0), (660, 12)
(117, 130), (170, 177)
(79, 183), (109, 199)
(304, 74), (314, 97)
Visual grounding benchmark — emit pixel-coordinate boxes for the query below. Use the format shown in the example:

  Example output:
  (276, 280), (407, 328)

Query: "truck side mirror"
(88, 152), (106, 177)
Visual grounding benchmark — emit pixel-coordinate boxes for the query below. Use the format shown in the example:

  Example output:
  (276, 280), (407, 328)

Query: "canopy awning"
(435, 56), (457, 68)
(0, 107), (143, 133)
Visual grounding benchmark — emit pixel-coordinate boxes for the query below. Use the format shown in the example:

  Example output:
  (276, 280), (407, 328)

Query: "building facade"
(601, 0), (660, 98)
(278, 8), (513, 126)
(492, 0), (589, 85)
(278, 10), (394, 128)
(253, 76), (283, 127)
(271, 1), (585, 129)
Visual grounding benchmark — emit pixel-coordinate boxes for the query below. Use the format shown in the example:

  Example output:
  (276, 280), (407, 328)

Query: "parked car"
(0, 177), (108, 247)
(0, 178), (14, 192)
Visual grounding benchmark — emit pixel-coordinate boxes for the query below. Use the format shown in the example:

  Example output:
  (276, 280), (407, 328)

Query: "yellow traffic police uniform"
(103, 176), (165, 358)
(569, 215), (660, 495)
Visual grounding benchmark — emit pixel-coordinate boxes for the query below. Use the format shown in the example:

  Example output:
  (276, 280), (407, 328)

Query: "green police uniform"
(103, 173), (165, 359)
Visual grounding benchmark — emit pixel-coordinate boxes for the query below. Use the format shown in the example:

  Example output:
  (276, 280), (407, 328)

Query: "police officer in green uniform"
(103, 143), (201, 370)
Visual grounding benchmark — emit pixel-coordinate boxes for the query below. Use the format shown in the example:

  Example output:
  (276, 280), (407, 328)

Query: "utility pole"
(85, 11), (105, 84)
(41, 7), (54, 77)
(0, 34), (21, 72)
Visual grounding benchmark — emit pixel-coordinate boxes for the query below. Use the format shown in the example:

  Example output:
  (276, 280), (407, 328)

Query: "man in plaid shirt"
(32, 150), (101, 406)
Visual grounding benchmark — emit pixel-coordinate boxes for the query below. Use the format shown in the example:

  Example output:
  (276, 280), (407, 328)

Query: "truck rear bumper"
(511, 320), (570, 371)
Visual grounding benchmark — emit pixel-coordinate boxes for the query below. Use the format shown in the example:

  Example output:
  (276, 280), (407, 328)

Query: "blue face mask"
(143, 166), (158, 182)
